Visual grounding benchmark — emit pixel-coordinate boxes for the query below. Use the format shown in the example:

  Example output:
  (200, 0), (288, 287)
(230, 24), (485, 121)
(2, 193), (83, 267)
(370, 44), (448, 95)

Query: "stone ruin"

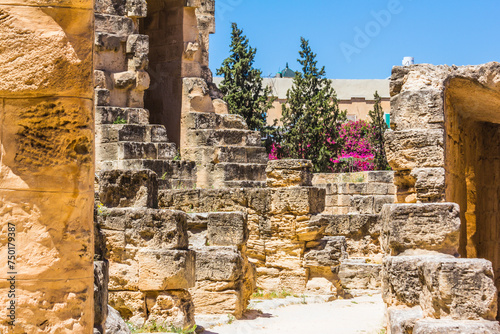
(382, 63), (500, 333)
(1, 0), (500, 333)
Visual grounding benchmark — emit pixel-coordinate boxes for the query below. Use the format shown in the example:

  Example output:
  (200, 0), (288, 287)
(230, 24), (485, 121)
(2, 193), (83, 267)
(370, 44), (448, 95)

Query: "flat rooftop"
(213, 77), (390, 100)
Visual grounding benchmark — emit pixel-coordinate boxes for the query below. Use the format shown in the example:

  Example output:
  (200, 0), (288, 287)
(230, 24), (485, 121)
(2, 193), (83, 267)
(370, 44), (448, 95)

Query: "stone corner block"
(303, 236), (347, 268)
(138, 249), (195, 291)
(380, 203), (460, 256)
(207, 212), (248, 247)
(98, 169), (158, 209)
(266, 159), (313, 188)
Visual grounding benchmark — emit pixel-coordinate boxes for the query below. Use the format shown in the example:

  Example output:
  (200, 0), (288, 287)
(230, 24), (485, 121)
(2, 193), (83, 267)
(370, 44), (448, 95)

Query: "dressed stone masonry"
(96, 170), (196, 330)
(0, 0), (95, 332)
(382, 62), (500, 333)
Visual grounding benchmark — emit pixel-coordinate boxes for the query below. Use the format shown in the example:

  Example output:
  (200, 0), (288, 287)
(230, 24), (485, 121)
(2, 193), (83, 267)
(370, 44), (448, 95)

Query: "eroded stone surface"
(383, 255), (498, 320)
(380, 203), (461, 256)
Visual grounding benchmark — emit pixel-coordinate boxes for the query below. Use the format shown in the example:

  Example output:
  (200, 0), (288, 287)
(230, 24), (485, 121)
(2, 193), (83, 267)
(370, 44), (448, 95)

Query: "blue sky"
(209, 0), (500, 79)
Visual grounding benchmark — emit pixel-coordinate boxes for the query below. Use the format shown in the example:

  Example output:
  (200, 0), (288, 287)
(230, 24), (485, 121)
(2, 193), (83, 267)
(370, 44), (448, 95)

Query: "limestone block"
(295, 215), (327, 242)
(138, 249), (195, 291)
(270, 188), (325, 215)
(391, 89), (445, 131)
(108, 260), (139, 291)
(367, 171), (395, 183)
(266, 159), (313, 187)
(373, 195), (396, 213)
(383, 255), (427, 308)
(126, 0), (147, 18)
(279, 269), (308, 293)
(0, 278), (93, 333)
(1, 98), (94, 192)
(98, 208), (189, 250)
(317, 214), (380, 238)
(108, 291), (146, 323)
(413, 319), (500, 334)
(0, 191), (94, 280)
(387, 307), (424, 334)
(127, 35), (149, 71)
(145, 290), (195, 329)
(195, 247), (243, 281)
(338, 259), (381, 290)
(94, 13), (134, 37)
(419, 257), (497, 320)
(190, 289), (243, 317)
(264, 239), (304, 271)
(385, 129), (445, 170)
(0, 6), (93, 97)
(207, 212), (248, 247)
(411, 168), (445, 202)
(95, 107), (149, 125)
(350, 196), (374, 214)
(113, 71), (136, 89)
(303, 237), (348, 268)
(384, 255), (498, 321)
(94, 261), (109, 331)
(380, 203), (461, 255)
(98, 169), (158, 208)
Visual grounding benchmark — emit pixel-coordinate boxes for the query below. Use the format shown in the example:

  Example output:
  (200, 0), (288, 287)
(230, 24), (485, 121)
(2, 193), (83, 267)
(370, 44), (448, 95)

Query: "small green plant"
(227, 314), (235, 324)
(354, 175), (366, 183)
(126, 320), (196, 334)
(378, 329), (387, 334)
(96, 202), (107, 216)
(173, 153), (181, 161)
(161, 172), (168, 180)
(251, 289), (294, 300)
(113, 116), (127, 124)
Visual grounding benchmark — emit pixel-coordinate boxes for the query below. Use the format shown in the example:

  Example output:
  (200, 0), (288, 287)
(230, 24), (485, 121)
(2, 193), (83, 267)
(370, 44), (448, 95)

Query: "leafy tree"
(216, 23), (275, 132)
(279, 37), (346, 172)
(368, 91), (390, 170)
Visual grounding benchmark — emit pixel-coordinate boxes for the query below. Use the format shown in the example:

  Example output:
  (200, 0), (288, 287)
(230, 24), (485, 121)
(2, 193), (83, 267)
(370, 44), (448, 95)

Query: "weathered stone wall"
(187, 212), (254, 319)
(96, 170), (196, 330)
(160, 160), (351, 298)
(0, 1), (95, 332)
(312, 171), (395, 215)
(382, 63), (500, 330)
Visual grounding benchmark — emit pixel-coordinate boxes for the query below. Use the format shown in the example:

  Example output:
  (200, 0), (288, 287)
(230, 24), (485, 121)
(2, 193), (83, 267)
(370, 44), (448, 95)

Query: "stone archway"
(444, 76), (500, 312)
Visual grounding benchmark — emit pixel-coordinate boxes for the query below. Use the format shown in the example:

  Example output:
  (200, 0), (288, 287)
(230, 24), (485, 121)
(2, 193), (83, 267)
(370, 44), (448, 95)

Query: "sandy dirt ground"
(199, 294), (386, 334)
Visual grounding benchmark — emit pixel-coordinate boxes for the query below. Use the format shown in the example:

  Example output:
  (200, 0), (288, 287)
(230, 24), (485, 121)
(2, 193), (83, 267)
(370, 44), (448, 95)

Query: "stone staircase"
(96, 106), (197, 190)
(182, 111), (268, 188)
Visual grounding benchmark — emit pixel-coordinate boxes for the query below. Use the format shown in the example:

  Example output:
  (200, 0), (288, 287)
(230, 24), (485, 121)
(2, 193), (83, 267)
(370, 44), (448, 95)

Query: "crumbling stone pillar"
(382, 63), (500, 330)
(0, 1), (94, 332)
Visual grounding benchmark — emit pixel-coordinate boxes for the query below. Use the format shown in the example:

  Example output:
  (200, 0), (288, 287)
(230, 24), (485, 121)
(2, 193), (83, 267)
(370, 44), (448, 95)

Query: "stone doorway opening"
(445, 77), (500, 317)
(140, 0), (186, 146)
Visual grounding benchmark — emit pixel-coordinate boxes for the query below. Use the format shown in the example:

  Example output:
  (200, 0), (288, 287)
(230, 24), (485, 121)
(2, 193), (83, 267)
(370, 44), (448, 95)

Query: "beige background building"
(214, 77), (391, 125)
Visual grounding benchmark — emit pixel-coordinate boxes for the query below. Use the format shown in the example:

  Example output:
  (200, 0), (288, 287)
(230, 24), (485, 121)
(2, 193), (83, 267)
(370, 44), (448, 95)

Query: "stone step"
(221, 180), (266, 188)
(187, 129), (261, 147)
(97, 159), (197, 190)
(214, 163), (267, 182)
(185, 112), (248, 130)
(97, 142), (177, 161)
(183, 146), (268, 164)
(96, 106), (149, 125)
(97, 124), (169, 144)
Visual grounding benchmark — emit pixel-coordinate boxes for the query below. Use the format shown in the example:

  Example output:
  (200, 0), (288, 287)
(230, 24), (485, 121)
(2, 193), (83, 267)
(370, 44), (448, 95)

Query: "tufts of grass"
(251, 289), (297, 300)
(126, 320), (197, 334)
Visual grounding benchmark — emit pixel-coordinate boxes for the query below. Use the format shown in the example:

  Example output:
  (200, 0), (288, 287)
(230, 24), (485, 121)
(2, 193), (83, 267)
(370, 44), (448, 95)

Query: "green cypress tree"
(368, 91), (390, 170)
(216, 23), (275, 132)
(280, 37), (346, 172)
